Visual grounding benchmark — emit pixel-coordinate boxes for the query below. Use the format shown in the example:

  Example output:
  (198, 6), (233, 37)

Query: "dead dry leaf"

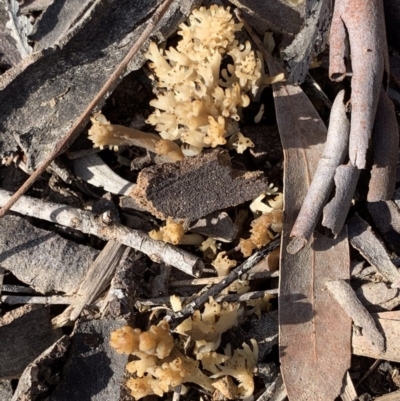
(266, 54), (351, 401)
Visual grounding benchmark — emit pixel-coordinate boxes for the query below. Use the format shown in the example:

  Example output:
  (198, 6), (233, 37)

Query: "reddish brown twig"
(329, 0), (388, 169)
(0, 0), (174, 219)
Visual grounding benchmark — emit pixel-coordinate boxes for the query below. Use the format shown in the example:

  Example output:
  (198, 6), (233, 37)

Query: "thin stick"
(167, 239), (280, 324)
(169, 270), (279, 287)
(0, 0), (174, 219)
(0, 189), (203, 276)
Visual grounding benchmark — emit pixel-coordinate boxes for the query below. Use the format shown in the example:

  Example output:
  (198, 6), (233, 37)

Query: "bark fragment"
(322, 163), (360, 236)
(329, 0), (388, 168)
(47, 319), (128, 401)
(352, 311), (400, 363)
(368, 89), (399, 201)
(11, 336), (70, 401)
(347, 214), (400, 286)
(130, 149), (269, 221)
(0, 305), (62, 379)
(327, 279), (385, 353)
(0, 215), (98, 294)
(289, 90), (350, 252)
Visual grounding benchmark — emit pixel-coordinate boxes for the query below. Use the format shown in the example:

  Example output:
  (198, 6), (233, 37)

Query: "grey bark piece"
(282, 0), (331, 83)
(48, 319), (128, 401)
(131, 149), (269, 221)
(347, 214), (400, 286)
(0, 0), (33, 69)
(189, 211), (238, 242)
(352, 310), (400, 363)
(0, 380), (13, 401)
(0, 0), (200, 169)
(30, 0), (96, 50)
(367, 201), (400, 256)
(52, 240), (126, 327)
(0, 215), (98, 294)
(72, 154), (136, 196)
(356, 282), (399, 310)
(11, 336), (70, 401)
(0, 305), (62, 379)
(228, 0), (304, 37)
(326, 279), (385, 353)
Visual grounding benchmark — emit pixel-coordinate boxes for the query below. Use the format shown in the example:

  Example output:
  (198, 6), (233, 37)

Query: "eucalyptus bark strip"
(288, 90), (349, 254)
(0, 189), (203, 276)
(326, 279), (385, 353)
(52, 240), (126, 327)
(0, 0), (175, 219)
(329, 0), (388, 169)
(322, 162), (360, 236)
(347, 214), (400, 285)
(368, 88), (399, 201)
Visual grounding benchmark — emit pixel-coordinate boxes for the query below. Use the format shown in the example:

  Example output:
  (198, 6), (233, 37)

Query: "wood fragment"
(289, 89), (350, 253)
(368, 89), (399, 201)
(52, 240), (126, 327)
(11, 336), (70, 401)
(367, 201), (400, 255)
(47, 319), (128, 401)
(268, 374), (287, 401)
(352, 311), (400, 363)
(227, 0), (304, 38)
(329, 0), (388, 168)
(322, 163), (360, 236)
(169, 271), (279, 288)
(340, 372), (358, 401)
(30, 0), (95, 50)
(0, 189), (203, 276)
(282, 0), (331, 83)
(0, 305), (62, 379)
(167, 239), (279, 325)
(356, 282), (399, 311)
(1, 295), (72, 305)
(130, 149), (269, 221)
(0, 214), (98, 294)
(0, 0), (178, 219)
(347, 214), (400, 286)
(189, 211), (238, 242)
(238, 12), (352, 401)
(326, 279), (385, 353)
(72, 154), (136, 196)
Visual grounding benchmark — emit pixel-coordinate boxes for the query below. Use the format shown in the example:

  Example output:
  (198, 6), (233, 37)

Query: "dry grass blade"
(237, 13), (352, 400)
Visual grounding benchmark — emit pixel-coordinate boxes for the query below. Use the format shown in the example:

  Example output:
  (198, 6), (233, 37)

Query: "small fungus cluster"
(144, 5), (264, 155)
(110, 299), (259, 400)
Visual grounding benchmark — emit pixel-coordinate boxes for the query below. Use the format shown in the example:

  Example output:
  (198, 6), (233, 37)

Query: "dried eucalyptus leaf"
(282, 0), (331, 83)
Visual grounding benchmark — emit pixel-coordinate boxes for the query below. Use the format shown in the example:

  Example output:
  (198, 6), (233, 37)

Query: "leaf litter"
(1, 1), (400, 400)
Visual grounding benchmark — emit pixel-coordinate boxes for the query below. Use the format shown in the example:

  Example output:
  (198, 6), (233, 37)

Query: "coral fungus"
(144, 5), (261, 154)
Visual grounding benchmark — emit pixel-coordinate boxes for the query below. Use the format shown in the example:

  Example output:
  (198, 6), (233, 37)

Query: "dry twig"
(0, 189), (203, 276)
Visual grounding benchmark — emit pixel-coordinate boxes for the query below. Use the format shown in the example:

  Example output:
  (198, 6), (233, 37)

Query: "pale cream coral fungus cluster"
(240, 192), (283, 257)
(144, 5), (262, 155)
(110, 298), (259, 400)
